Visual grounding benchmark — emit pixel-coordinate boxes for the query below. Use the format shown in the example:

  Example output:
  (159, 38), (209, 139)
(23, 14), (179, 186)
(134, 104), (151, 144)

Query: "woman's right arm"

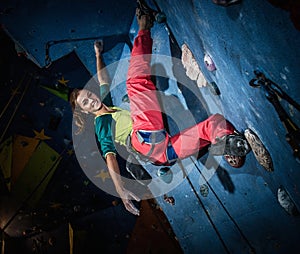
(105, 153), (140, 216)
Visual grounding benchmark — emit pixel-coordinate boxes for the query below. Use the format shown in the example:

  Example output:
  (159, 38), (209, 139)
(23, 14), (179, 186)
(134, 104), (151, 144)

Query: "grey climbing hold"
(277, 186), (299, 216)
(157, 167), (173, 184)
(207, 82), (220, 95)
(200, 184), (209, 197)
(244, 128), (273, 171)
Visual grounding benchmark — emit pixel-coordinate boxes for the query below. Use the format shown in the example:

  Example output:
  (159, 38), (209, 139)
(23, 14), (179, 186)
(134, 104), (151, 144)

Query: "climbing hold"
(48, 237), (56, 246)
(163, 194), (175, 205)
(244, 128), (273, 172)
(112, 200), (119, 206)
(204, 54), (216, 71)
(155, 12), (167, 23)
(277, 186), (299, 216)
(73, 205), (81, 213)
(200, 184), (209, 197)
(157, 167), (173, 184)
(207, 82), (220, 95)
(181, 43), (207, 87)
(122, 94), (130, 103)
(212, 0), (241, 7)
(83, 180), (89, 186)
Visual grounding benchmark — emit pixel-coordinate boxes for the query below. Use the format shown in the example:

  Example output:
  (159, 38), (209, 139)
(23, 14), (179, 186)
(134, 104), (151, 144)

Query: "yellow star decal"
(33, 129), (51, 140)
(67, 149), (74, 156)
(57, 76), (69, 86)
(94, 169), (110, 182)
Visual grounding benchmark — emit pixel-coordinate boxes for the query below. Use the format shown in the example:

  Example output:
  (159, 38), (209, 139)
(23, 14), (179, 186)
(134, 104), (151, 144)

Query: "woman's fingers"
(124, 199), (140, 216)
(94, 40), (103, 54)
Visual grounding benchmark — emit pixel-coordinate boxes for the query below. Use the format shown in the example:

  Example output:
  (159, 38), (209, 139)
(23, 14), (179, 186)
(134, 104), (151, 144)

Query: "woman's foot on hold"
(209, 131), (251, 157)
(136, 8), (154, 30)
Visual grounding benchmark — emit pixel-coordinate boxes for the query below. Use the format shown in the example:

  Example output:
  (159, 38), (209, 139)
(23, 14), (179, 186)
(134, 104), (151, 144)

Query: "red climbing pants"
(126, 30), (234, 165)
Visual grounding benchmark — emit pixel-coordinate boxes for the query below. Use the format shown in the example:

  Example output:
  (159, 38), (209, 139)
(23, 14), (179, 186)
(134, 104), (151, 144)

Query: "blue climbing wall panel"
(108, 1), (300, 252)
(1, 0), (300, 253)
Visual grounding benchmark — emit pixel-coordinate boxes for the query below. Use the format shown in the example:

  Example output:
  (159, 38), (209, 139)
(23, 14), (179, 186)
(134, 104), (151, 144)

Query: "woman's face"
(76, 89), (102, 113)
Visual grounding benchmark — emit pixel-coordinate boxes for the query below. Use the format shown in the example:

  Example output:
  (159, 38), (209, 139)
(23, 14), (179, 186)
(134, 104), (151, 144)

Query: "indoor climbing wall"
(0, 0), (300, 253)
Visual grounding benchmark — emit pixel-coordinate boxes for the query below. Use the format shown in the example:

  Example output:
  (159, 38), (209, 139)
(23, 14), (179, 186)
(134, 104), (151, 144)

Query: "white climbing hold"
(181, 43), (207, 87)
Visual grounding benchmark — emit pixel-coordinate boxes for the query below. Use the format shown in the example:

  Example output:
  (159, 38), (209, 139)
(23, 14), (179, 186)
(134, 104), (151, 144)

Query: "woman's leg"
(170, 114), (235, 159)
(126, 30), (169, 164)
(126, 30), (164, 131)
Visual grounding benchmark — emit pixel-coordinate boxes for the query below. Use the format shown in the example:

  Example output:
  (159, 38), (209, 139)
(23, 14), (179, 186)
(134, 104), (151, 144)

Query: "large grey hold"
(277, 186), (299, 216)
(244, 128), (273, 171)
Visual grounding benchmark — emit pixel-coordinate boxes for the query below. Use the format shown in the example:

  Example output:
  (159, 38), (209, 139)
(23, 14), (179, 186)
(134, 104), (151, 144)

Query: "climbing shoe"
(209, 132), (251, 157)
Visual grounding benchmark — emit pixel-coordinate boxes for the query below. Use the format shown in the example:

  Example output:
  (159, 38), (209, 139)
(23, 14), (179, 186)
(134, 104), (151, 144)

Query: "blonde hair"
(69, 88), (87, 135)
(69, 88), (117, 134)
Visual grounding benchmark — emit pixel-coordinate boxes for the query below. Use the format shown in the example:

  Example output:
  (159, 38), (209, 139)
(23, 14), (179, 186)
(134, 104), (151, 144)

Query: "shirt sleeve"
(94, 114), (117, 158)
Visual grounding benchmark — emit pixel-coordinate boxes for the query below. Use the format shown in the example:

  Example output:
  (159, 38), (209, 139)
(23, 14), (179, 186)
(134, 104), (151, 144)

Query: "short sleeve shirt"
(94, 84), (132, 158)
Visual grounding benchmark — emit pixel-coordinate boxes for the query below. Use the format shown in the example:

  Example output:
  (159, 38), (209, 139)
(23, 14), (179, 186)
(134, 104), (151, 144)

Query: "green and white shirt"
(94, 84), (132, 158)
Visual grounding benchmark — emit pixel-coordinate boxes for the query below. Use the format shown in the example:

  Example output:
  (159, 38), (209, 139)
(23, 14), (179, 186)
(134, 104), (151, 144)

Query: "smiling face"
(76, 89), (102, 114)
